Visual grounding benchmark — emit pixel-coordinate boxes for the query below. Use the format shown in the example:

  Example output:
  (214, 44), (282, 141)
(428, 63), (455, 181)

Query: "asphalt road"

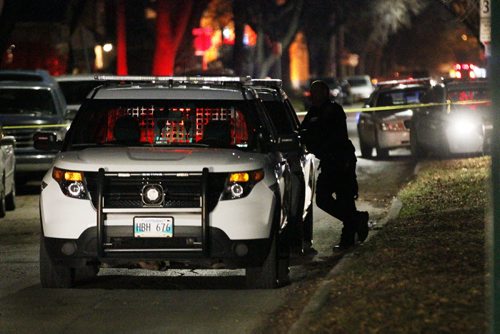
(0, 112), (416, 334)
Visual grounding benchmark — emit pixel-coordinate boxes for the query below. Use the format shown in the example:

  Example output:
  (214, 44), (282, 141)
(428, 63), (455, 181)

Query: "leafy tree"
(437, 0), (480, 37)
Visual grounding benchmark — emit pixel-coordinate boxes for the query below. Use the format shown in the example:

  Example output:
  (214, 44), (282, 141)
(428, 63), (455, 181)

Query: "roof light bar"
(376, 77), (432, 86)
(251, 79), (283, 88)
(93, 75), (251, 85)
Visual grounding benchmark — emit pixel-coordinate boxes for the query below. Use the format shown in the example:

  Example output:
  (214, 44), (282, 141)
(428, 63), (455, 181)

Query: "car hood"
(0, 114), (63, 126)
(54, 147), (269, 173)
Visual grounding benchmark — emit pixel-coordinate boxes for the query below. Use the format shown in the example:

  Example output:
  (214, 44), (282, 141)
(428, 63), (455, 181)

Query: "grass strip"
(305, 157), (489, 333)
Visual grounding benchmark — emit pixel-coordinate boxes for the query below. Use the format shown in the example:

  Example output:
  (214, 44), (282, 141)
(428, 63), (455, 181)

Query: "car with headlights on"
(410, 78), (490, 158)
(251, 79), (316, 254)
(357, 78), (431, 159)
(0, 70), (69, 176)
(35, 76), (296, 289)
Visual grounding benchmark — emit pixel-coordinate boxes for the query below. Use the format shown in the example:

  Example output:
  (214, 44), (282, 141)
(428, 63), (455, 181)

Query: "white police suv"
(36, 76), (297, 289)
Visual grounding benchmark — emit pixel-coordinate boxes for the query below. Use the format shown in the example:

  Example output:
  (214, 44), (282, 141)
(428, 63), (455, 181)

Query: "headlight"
(446, 116), (482, 137)
(221, 170), (265, 200)
(52, 167), (88, 199)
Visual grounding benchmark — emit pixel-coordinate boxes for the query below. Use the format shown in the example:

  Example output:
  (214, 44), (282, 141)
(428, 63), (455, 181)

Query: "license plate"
(134, 217), (173, 238)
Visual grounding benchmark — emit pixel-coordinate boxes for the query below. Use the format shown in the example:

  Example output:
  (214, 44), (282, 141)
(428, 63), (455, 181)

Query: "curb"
(288, 196), (403, 333)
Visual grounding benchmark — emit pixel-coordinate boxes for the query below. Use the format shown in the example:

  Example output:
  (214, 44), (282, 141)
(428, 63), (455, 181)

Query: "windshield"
(0, 88), (56, 115)
(376, 88), (427, 107)
(58, 81), (102, 105)
(262, 101), (294, 136)
(448, 87), (489, 102)
(66, 99), (258, 150)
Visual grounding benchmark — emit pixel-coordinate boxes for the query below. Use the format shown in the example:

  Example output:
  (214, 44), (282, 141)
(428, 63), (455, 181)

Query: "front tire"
(0, 178), (7, 218)
(246, 230), (289, 289)
(6, 179), (15, 211)
(40, 237), (74, 288)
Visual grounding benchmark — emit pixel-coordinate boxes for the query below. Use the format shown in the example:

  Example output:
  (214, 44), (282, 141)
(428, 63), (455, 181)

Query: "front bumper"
(41, 168), (278, 267)
(43, 226), (271, 268)
(15, 152), (56, 172)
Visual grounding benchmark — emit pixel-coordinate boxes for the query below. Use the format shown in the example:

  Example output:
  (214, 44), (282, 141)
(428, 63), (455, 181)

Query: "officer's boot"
(333, 223), (356, 251)
(355, 211), (370, 243)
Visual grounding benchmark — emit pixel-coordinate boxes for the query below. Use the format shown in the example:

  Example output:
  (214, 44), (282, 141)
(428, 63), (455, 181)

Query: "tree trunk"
(257, 0), (303, 78)
(152, 0), (193, 75)
(232, 0), (245, 75)
(116, 0), (127, 75)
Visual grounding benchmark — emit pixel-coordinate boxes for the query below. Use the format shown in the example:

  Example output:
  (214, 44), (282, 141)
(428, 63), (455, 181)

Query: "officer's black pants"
(315, 158), (359, 236)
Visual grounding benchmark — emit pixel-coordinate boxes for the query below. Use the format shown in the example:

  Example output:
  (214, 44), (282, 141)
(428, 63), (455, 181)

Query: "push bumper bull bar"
(95, 167), (211, 257)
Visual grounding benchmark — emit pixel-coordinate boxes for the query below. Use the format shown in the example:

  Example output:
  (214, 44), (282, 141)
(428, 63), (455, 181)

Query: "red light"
(462, 64), (469, 70)
(192, 27), (212, 53)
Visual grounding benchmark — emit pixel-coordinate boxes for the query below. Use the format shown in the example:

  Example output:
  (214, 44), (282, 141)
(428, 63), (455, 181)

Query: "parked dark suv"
(0, 70), (69, 175)
(251, 79), (316, 253)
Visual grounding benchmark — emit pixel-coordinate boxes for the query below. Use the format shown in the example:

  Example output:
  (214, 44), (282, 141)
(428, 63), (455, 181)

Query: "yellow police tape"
(296, 99), (491, 116)
(2, 124), (68, 130)
(0, 99), (491, 129)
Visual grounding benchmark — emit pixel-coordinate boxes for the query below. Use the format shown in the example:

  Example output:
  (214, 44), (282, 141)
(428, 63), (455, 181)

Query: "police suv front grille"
(3, 129), (37, 148)
(85, 172), (226, 212)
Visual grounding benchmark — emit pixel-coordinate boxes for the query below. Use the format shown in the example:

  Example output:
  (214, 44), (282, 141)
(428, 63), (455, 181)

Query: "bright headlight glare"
(230, 183), (244, 198)
(52, 167), (88, 199)
(447, 117), (479, 136)
(222, 169), (264, 200)
(67, 182), (84, 197)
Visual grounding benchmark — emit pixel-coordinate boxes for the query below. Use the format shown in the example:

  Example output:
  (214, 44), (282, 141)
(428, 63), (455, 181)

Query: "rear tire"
(40, 237), (74, 288)
(302, 206), (314, 251)
(410, 123), (424, 159)
(359, 137), (372, 158)
(376, 147), (389, 159)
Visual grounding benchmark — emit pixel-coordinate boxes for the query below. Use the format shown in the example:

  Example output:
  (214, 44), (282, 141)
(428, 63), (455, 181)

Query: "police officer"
(301, 80), (369, 250)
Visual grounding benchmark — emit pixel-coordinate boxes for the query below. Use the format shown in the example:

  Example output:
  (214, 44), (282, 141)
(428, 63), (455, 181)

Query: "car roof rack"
(93, 75), (252, 88)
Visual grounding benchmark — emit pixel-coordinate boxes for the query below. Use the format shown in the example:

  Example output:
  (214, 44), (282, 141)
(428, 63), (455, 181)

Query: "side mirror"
(0, 135), (15, 147)
(34, 132), (63, 151)
(65, 108), (78, 120)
